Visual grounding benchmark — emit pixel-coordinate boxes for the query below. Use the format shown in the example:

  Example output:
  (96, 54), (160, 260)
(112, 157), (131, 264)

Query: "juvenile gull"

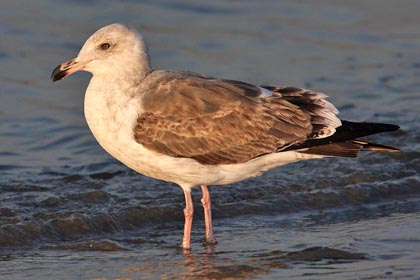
(51, 23), (399, 250)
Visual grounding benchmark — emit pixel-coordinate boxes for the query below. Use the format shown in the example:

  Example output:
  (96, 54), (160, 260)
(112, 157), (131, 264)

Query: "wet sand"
(1, 0), (419, 279)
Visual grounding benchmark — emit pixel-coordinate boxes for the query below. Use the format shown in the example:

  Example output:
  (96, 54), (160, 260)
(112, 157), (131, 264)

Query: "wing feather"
(134, 71), (340, 165)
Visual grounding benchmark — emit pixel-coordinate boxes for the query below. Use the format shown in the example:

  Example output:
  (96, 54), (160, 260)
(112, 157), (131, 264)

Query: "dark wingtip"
(389, 124), (400, 131)
(340, 120), (400, 134)
(284, 120), (401, 152)
(376, 123), (400, 132)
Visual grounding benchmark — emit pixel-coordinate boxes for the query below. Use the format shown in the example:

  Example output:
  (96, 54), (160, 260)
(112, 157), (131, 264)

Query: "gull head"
(51, 23), (151, 82)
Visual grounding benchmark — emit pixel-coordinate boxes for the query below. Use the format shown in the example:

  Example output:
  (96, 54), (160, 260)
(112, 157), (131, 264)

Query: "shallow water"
(1, 0), (419, 279)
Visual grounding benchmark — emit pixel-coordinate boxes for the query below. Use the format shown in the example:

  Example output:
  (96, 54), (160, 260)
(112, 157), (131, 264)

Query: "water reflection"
(116, 245), (365, 279)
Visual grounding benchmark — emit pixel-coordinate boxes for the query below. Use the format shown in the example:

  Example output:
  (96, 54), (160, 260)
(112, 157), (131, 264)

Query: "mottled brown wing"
(134, 70), (337, 165)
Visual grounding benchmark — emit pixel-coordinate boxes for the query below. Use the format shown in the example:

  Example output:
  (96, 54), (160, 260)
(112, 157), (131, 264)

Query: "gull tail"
(353, 140), (400, 153)
(300, 140), (399, 158)
(285, 120), (400, 157)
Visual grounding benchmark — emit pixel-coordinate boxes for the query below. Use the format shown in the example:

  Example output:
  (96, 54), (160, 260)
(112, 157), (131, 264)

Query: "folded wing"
(134, 71), (341, 165)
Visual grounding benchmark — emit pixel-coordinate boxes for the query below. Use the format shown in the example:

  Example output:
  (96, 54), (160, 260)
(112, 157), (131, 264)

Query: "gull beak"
(50, 58), (88, 82)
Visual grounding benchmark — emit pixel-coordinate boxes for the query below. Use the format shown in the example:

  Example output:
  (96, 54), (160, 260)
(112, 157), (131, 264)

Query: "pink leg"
(182, 190), (194, 250)
(200, 185), (217, 244)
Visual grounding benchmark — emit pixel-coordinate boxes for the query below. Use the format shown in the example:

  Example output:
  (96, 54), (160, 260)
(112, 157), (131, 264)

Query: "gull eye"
(100, 43), (110, 50)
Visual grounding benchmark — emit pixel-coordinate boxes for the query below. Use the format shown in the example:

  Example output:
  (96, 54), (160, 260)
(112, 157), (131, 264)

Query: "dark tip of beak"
(51, 58), (81, 83)
(50, 64), (69, 82)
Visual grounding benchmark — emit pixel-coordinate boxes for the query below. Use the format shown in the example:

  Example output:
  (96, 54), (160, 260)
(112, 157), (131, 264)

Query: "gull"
(51, 23), (399, 250)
